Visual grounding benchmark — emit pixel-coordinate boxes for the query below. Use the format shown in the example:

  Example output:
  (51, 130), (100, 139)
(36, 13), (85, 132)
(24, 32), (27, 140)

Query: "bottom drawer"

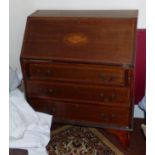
(28, 99), (130, 128)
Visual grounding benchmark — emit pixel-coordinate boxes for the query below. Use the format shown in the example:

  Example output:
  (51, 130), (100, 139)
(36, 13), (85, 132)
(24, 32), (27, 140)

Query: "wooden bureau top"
(21, 10), (138, 66)
(29, 10), (138, 18)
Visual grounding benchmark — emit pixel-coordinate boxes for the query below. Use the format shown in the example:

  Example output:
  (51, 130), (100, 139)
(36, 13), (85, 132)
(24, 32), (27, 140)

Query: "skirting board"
(134, 105), (144, 118)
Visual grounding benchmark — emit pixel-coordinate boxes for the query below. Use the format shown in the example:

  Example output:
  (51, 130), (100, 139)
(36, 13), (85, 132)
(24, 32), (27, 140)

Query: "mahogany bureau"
(20, 10), (138, 147)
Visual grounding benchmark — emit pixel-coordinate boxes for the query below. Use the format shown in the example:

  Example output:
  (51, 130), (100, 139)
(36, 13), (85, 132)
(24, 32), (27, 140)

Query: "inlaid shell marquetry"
(64, 33), (88, 46)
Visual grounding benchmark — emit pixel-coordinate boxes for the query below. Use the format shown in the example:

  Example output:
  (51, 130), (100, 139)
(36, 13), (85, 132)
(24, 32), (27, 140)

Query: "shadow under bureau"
(20, 10), (138, 148)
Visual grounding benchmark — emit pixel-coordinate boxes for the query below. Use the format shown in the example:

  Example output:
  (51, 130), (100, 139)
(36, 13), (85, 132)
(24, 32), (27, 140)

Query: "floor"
(51, 118), (146, 155)
(100, 119), (146, 155)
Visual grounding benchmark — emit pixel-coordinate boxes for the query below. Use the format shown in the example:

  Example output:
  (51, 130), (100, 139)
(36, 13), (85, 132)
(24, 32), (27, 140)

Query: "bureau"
(20, 10), (138, 147)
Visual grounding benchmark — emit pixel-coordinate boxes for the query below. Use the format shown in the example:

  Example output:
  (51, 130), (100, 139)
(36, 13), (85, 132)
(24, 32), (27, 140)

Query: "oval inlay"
(64, 33), (88, 46)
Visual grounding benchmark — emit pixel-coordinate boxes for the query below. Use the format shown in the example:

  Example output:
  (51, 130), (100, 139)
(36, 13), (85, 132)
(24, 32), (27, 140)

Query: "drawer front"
(26, 81), (130, 105)
(29, 99), (130, 127)
(27, 62), (127, 86)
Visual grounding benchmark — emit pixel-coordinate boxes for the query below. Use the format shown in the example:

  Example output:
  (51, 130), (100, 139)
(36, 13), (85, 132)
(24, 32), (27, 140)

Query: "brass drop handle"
(100, 93), (110, 102)
(100, 73), (105, 80)
(111, 93), (116, 100)
(101, 113), (105, 117)
(104, 93), (116, 102)
(100, 93), (105, 98)
(101, 113), (109, 121)
(109, 75), (116, 81)
(47, 69), (52, 75)
(101, 113), (116, 121)
(36, 69), (41, 73)
(51, 107), (56, 113)
(39, 88), (43, 92)
(104, 98), (110, 102)
(111, 114), (116, 118)
(100, 92), (116, 102)
(48, 88), (54, 94)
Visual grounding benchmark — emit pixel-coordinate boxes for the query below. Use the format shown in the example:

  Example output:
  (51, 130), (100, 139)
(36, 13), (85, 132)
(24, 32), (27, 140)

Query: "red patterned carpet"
(48, 119), (145, 155)
(47, 125), (124, 155)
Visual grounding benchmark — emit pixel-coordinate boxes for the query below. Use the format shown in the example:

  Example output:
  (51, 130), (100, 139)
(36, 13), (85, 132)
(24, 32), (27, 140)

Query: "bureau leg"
(105, 129), (130, 149)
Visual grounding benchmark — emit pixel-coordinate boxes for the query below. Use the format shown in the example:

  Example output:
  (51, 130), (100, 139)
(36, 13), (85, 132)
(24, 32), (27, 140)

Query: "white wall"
(10, 0), (145, 70)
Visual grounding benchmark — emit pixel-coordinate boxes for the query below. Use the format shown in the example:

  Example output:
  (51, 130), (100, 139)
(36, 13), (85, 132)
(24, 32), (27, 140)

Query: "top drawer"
(24, 62), (127, 86)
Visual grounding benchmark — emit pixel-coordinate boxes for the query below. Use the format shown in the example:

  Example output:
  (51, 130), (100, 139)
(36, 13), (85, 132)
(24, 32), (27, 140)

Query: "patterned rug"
(47, 125), (124, 155)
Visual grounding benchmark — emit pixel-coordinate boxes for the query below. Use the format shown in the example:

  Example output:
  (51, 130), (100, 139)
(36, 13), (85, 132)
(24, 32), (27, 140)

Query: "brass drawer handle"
(100, 73), (105, 80)
(100, 93), (117, 102)
(100, 93), (110, 102)
(39, 88), (43, 92)
(109, 75), (116, 81)
(36, 69), (52, 75)
(51, 107), (56, 113)
(100, 93), (105, 98)
(101, 113), (105, 117)
(111, 93), (116, 100)
(100, 73), (116, 82)
(101, 113), (109, 121)
(104, 98), (110, 102)
(101, 113), (106, 118)
(47, 69), (52, 75)
(111, 114), (116, 118)
(36, 69), (41, 73)
(48, 88), (54, 94)
(101, 113), (117, 121)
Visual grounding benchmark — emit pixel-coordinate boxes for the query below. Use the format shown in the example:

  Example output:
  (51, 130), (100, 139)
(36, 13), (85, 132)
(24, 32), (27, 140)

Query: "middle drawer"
(26, 81), (130, 106)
